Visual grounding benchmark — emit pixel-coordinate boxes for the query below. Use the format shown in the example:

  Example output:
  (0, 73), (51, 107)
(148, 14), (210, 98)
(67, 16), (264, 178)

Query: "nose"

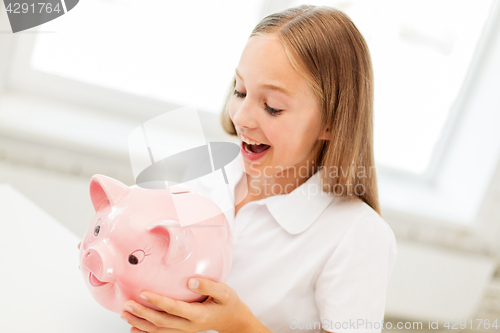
(231, 97), (258, 131)
(81, 248), (103, 277)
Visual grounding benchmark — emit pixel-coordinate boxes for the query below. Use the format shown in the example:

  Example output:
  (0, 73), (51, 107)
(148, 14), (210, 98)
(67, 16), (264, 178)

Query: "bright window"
(30, 0), (494, 175)
(31, 0), (266, 114)
(289, 0), (494, 174)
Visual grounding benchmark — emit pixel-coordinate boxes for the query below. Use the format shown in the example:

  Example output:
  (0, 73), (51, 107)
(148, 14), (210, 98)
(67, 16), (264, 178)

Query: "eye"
(265, 103), (282, 116)
(233, 89), (282, 116)
(128, 250), (146, 265)
(93, 218), (101, 236)
(94, 225), (100, 236)
(233, 88), (246, 98)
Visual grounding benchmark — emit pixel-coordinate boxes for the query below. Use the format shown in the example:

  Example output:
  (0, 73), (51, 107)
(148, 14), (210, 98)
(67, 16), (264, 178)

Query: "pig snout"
(82, 249), (103, 275)
(82, 249), (110, 287)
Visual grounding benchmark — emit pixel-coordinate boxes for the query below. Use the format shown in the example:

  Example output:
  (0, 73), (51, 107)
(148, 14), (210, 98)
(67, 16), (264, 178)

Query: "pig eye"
(129, 250), (145, 265)
(93, 218), (101, 236)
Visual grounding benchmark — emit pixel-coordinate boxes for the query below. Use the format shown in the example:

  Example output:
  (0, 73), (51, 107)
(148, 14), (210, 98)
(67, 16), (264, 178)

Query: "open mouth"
(242, 141), (271, 154)
(89, 272), (109, 287)
(239, 134), (271, 155)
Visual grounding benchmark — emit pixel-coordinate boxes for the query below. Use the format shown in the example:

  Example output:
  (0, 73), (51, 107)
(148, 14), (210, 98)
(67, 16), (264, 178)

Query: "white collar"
(225, 157), (336, 235)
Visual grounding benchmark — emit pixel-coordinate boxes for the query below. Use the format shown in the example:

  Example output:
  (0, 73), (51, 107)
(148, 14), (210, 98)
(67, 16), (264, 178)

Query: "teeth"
(244, 143), (253, 154)
(239, 134), (261, 145)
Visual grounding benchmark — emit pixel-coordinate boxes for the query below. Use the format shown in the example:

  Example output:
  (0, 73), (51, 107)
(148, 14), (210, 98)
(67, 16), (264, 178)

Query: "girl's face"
(229, 34), (329, 178)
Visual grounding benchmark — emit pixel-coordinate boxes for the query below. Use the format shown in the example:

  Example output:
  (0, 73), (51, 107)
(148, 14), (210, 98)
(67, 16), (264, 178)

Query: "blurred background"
(1, 0), (499, 331)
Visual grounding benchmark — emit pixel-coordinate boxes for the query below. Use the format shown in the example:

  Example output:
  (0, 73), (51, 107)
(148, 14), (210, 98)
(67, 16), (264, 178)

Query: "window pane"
(289, 0), (493, 174)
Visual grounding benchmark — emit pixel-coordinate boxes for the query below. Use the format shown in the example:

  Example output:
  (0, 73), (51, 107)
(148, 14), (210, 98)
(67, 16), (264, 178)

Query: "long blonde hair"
(220, 5), (381, 216)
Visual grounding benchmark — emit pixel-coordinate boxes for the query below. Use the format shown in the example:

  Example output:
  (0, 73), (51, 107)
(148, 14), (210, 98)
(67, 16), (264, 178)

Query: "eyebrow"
(235, 68), (295, 98)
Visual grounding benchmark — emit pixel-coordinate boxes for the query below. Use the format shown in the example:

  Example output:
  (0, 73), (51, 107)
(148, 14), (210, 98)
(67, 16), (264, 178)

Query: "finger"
(130, 327), (147, 333)
(122, 311), (184, 333)
(77, 242), (81, 250)
(129, 321), (181, 333)
(124, 300), (190, 330)
(140, 291), (203, 321)
(130, 324), (182, 333)
(121, 311), (158, 332)
(189, 278), (231, 304)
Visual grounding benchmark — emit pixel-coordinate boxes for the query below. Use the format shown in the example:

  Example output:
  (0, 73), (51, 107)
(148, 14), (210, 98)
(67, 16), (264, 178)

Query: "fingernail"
(124, 305), (133, 313)
(189, 278), (199, 289)
(120, 314), (128, 322)
(140, 293), (148, 301)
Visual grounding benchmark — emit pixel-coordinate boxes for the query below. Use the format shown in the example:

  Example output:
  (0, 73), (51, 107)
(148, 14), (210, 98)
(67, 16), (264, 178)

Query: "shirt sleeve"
(314, 214), (397, 333)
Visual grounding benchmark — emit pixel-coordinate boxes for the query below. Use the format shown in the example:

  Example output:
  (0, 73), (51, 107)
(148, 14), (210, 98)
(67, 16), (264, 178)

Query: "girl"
(118, 4), (397, 333)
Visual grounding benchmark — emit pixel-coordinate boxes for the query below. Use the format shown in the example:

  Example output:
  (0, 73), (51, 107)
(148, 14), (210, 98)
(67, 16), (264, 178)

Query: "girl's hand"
(120, 277), (266, 333)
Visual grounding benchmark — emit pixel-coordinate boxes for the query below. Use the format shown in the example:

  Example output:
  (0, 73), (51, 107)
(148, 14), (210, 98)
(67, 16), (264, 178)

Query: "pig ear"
(147, 220), (193, 266)
(90, 174), (130, 211)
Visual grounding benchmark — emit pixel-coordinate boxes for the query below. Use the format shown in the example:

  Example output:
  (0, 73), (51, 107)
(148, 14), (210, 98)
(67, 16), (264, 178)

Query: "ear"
(89, 174), (131, 211)
(147, 220), (193, 266)
(318, 126), (331, 141)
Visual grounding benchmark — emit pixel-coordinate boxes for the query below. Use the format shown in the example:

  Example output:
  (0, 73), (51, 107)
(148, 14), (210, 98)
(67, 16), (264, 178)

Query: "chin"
(243, 161), (264, 175)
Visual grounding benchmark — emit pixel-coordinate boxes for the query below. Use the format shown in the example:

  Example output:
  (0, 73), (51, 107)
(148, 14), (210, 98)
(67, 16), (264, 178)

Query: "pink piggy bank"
(79, 174), (233, 314)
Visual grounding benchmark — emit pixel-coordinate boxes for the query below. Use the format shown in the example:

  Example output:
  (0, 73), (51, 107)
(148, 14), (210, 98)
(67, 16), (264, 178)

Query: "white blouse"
(173, 156), (397, 333)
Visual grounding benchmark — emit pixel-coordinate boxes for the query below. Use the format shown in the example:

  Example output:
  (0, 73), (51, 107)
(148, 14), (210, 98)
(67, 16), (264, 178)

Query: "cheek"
(263, 124), (285, 148)
(271, 122), (317, 159)
(269, 121), (306, 149)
